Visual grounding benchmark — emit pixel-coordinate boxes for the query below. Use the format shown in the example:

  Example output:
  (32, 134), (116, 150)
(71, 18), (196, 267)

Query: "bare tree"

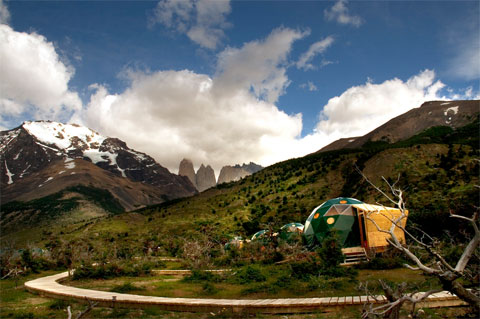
(358, 169), (480, 314)
(66, 297), (98, 319)
(182, 237), (215, 269)
(360, 280), (442, 319)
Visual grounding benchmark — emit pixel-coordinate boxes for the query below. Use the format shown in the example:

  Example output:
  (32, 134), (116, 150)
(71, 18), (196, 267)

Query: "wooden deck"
(24, 271), (467, 314)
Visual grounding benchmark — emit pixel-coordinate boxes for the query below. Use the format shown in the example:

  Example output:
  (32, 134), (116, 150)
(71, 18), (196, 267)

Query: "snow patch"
(0, 130), (20, 152)
(440, 102), (451, 105)
(35, 142), (60, 152)
(65, 161), (75, 169)
(444, 106), (459, 116)
(45, 177), (53, 183)
(20, 164), (31, 178)
(83, 150), (126, 177)
(348, 139), (355, 143)
(58, 170), (65, 175)
(4, 161), (14, 184)
(13, 150), (22, 160)
(23, 121), (106, 151)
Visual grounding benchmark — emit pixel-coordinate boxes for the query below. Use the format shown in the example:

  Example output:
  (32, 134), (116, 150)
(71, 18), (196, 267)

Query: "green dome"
(303, 197), (363, 247)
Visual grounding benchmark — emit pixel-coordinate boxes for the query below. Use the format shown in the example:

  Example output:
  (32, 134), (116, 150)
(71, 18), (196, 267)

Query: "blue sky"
(1, 0), (479, 173)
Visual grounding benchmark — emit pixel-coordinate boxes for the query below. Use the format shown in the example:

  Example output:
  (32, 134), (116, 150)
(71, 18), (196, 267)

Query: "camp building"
(303, 197), (408, 258)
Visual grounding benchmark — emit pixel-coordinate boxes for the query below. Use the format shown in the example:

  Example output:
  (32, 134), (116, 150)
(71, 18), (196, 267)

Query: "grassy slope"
(3, 120), (479, 249)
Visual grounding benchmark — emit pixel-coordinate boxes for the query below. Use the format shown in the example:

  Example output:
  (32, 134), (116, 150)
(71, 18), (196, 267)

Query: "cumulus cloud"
(78, 70), (304, 173)
(296, 36), (334, 70)
(324, 0), (363, 27)
(150, 0), (231, 49)
(0, 24), (82, 127)
(74, 27), (312, 173)
(215, 27), (308, 103)
(315, 70), (448, 139)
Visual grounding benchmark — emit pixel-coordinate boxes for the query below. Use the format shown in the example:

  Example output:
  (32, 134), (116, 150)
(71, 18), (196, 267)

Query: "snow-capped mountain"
(0, 121), (197, 207)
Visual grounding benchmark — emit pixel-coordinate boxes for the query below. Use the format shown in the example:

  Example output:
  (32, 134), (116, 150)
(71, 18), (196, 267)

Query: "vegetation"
(0, 120), (478, 317)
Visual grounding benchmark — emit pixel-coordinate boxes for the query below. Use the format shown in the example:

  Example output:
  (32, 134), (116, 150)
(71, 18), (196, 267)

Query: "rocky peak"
(217, 165), (250, 184)
(178, 158), (196, 188)
(1, 120), (197, 203)
(196, 164), (216, 192)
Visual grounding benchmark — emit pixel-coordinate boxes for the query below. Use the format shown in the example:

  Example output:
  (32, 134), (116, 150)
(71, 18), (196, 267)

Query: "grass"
(0, 268), (468, 319)
(66, 266), (439, 300)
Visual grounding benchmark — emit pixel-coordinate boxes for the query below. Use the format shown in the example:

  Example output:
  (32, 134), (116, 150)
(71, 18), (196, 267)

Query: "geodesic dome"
(303, 197), (364, 247)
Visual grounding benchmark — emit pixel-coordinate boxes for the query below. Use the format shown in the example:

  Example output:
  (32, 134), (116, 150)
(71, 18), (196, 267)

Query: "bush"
(202, 282), (219, 295)
(232, 265), (266, 284)
(289, 259), (318, 280)
(72, 260), (152, 280)
(316, 231), (344, 269)
(48, 299), (69, 310)
(356, 256), (404, 270)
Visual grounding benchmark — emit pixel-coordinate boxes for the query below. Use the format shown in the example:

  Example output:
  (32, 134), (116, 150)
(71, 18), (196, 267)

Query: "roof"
(351, 204), (401, 212)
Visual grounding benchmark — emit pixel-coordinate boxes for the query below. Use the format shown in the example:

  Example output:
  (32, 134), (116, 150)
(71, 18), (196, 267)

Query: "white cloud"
(0, 0), (10, 25)
(315, 70), (448, 139)
(75, 28), (311, 172)
(324, 0), (363, 27)
(0, 24), (82, 127)
(78, 69), (304, 173)
(300, 81), (318, 91)
(215, 27), (308, 103)
(151, 0), (231, 49)
(296, 36), (334, 70)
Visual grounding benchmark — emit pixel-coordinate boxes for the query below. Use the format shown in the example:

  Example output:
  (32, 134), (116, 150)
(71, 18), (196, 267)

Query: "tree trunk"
(440, 275), (480, 313)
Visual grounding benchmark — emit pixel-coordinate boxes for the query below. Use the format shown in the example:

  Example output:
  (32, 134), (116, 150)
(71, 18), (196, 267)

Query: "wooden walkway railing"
(25, 271), (467, 314)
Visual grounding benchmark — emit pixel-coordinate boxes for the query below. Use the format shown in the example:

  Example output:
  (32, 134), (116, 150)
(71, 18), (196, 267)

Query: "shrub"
(289, 259), (318, 280)
(316, 230), (344, 269)
(202, 282), (219, 295)
(232, 265), (266, 284)
(72, 260), (152, 280)
(182, 270), (222, 283)
(48, 299), (69, 310)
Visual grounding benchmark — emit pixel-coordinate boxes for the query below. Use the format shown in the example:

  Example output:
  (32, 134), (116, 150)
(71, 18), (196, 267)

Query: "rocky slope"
(217, 162), (263, 184)
(320, 100), (479, 152)
(178, 159), (263, 191)
(0, 121), (197, 207)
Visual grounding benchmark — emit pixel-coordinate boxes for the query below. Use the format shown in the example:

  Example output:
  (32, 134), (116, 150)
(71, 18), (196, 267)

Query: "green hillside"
(4, 119), (477, 251)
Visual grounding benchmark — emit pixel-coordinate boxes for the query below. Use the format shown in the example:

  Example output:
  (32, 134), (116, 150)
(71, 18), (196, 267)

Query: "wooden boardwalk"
(25, 271), (467, 314)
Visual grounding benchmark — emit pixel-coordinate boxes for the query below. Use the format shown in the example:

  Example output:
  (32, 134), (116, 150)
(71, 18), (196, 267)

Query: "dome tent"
(279, 222), (304, 240)
(251, 229), (269, 241)
(304, 197), (363, 247)
(303, 197), (408, 252)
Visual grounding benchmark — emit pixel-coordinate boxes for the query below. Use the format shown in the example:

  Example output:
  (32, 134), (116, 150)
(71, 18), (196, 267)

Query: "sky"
(1, 0), (479, 174)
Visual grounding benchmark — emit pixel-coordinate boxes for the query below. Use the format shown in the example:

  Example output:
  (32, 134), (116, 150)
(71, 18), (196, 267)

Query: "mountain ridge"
(1, 121), (197, 207)
(319, 100), (479, 152)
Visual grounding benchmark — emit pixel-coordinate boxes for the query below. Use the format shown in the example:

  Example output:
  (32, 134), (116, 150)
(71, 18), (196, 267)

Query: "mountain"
(178, 158), (196, 188)
(319, 100), (479, 152)
(19, 109), (477, 248)
(177, 159), (264, 191)
(0, 121), (197, 208)
(2, 101), (478, 247)
(195, 164), (216, 192)
(217, 162), (263, 184)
